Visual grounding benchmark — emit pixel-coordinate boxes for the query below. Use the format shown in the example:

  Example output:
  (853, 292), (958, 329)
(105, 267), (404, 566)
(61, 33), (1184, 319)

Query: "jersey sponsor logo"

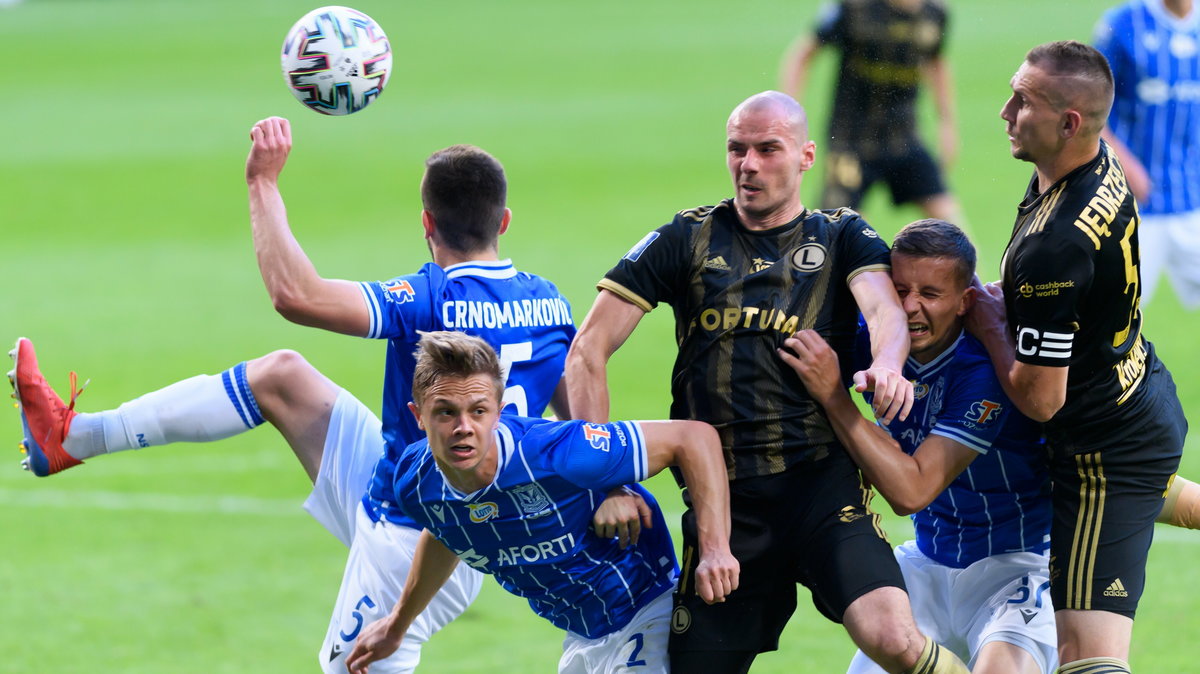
(441, 297), (572, 330)
(861, 226), (880, 239)
(703, 255), (732, 271)
(1023, 280), (1076, 298)
(583, 423), (611, 452)
(1138, 78), (1200, 105)
(965, 400), (1002, 425)
(1016, 326), (1073, 360)
(383, 279), (415, 303)
(900, 427), (927, 448)
(789, 243), (827, 272)
(457, 547), (491, 569)
(494, 532), (576, 566)
(624, 231), (660, 262)
(837, 505), (866, 523)
(1171, 33), (1197, 59)
(468, 501), (500, 523)
(1103, 578), (1129, 598)
(691, 305), (801, 336)
(512, 483), (553, 518)
(913, 381), (929, 400)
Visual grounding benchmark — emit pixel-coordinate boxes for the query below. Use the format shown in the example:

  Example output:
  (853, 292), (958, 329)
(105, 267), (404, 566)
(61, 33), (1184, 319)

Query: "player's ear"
(959, 284), (976, 316)
(421, 210), (436, 240)
(408, 401), (425, 430)
(1061, 109), (1083, 139)
(800, 140), (817, 171)
(498, 208), (512, 236)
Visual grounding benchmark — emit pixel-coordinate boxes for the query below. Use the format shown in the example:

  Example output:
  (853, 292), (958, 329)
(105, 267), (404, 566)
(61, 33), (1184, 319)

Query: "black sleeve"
(597, 217), (692, 312)
(1008, 232), (1093, 367)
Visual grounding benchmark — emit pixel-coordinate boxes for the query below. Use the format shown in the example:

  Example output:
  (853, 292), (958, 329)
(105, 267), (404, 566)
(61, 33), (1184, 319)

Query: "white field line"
(0, 487), (304, 517)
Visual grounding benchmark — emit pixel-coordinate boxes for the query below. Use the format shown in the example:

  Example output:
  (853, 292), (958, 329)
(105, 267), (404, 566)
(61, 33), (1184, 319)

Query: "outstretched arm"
(565, 290), (646, 423)
(246, 116), (370, 337)
(849, 270), (914, 423)
(639, 420), (738, 604)
(345, 529), (460, 673)
(779, 330), (977, 515)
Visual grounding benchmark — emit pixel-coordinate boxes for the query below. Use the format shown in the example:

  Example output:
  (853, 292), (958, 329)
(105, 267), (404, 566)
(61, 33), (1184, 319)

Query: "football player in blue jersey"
(9, 119), (646, 674)
(779, 219), (1200, 674)
(344, 331), (738, 674)
(1095, 0), (1200, 308)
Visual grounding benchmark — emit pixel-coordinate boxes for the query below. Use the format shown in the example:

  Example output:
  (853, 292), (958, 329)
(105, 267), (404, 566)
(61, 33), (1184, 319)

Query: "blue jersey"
(858, 329), (1051, 568)
(394, 416), (678, 639)
(1095, 0), (1200, 215)
(359, 260), (576, 526)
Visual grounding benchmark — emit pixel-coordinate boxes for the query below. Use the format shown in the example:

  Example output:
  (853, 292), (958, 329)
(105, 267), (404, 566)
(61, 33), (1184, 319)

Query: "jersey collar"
(445, 259), (517, 280)
(906, 331), (965, 374)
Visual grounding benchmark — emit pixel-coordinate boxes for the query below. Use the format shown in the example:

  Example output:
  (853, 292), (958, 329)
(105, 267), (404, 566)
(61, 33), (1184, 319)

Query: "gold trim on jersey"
(1025, 183), (1066, 238)
(1067, 452), (1107, 610)
(678, 543), (696, 595)
(845, 263), (892, 285)
(1071, 153), (1132, 251)
(595, 279), (653, 313)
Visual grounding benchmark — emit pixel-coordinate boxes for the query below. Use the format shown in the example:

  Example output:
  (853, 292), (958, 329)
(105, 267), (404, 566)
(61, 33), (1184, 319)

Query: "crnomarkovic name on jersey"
(441, 298), (573, 330)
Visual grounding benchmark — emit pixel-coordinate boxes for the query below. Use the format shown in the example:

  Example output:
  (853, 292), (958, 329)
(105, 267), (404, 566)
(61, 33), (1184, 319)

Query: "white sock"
(63, 362), (265, 460)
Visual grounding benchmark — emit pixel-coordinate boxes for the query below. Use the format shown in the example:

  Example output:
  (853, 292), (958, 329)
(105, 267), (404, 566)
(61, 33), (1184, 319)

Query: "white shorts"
(1138, 210), (1200, 308)
(846, 541), (1057, 674)
(559, 588), (672, 674)
(303, 390), (485, 673)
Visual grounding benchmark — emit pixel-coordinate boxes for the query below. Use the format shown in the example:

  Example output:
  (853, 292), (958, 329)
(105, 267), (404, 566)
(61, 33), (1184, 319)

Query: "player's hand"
(963, 277), (1006, 339)
(593, 486), (653, 548)
(246, 116), (292, 184)
(694, 548), (740, 605)
(777, 330), (843, 406)
(345, 616), (402, 674)
(851, 364), (913, 425)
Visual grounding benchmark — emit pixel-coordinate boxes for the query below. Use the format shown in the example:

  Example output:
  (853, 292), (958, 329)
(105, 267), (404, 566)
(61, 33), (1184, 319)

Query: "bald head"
(728, 91), (808, 143)
(1024, 41), (1114, 136)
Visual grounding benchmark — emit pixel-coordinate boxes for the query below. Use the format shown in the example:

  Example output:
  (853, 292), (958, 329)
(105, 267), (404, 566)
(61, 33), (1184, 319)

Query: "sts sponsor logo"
(966, 400), (1002, 425)
(583, 423), (611, 452)
(383, 279), (415, 303)
(468, 502), (500, 523)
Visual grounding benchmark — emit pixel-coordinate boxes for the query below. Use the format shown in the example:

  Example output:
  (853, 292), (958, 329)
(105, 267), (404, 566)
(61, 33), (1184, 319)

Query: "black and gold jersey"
(1002, 141), (1169, 448)
(816, 0), (946, 158)
(599, 199), (891, 480)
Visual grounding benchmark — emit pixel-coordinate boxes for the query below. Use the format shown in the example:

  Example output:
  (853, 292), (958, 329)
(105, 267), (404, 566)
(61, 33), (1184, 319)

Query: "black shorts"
(669, 450), (903, 655)
(822, 145), (946, 209)
(1048, 366), (1186, 618)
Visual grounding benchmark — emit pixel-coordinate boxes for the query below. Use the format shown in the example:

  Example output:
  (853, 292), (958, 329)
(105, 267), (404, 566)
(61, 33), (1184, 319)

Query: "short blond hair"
(411, 331), (504, 406)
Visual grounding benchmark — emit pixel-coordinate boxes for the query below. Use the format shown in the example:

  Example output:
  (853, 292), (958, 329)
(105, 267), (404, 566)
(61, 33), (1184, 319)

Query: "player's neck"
(432, 243), (501, 269)
(735, 200), (806, 231)
(442, 439), (499, 493)
(1164, 0), (1193, 19)
(1035, 140), (1102, 194)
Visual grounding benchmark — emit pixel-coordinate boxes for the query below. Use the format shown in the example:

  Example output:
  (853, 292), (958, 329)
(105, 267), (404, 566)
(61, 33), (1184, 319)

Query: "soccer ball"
(280, 6), (392, 116)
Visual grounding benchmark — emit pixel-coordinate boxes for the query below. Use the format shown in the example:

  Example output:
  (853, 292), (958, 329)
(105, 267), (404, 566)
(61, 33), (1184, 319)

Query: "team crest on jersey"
(583, 423), (611, 451)
(383, 279), (415, 303)
(512, 484), (553, 518)
(966, 400), (1002, 425)
(790, 243), (827, 272)
(913, 381), (929, 400)
(468, 501), (500, 523)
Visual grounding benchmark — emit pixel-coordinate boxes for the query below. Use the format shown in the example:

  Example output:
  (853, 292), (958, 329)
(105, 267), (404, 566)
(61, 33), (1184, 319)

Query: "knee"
(247, 349), (316, 395)
(857, 622), (919, 665)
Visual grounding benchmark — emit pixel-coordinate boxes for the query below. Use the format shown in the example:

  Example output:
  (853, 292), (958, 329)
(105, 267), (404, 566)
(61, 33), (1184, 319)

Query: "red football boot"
(9, 337), (85, 476)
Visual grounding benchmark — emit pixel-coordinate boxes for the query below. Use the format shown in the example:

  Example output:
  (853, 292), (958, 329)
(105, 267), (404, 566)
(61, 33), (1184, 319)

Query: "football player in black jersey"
(781, 0), (962, 225)
(567, 91), (969, 674)
(968, 41), (1188, 674)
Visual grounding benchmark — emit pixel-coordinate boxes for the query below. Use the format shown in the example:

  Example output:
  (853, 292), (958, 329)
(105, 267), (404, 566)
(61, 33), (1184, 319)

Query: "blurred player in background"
(344, 331), (738, 674)
(567, 91), (970, 674)
(971, 41), (1187, 673)
(1094, 0), (1200, 308)
(781, 0), (963, 225)
(10, 124), (645, 674)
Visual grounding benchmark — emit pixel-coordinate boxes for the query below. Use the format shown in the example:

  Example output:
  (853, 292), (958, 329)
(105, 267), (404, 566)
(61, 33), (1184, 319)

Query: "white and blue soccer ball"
(281, 6), (392, 116)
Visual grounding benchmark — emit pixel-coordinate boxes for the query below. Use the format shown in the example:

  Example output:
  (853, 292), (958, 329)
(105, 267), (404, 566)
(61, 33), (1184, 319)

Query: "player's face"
(727, 108), (816, 228)
(891, 253), (971, 364)
(410, 374), (502, 491)
(1000, 62), (1064, 164)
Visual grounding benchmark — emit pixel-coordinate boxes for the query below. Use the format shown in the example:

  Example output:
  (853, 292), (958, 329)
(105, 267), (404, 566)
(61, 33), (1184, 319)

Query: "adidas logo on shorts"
(1102, 578), (1129, 598)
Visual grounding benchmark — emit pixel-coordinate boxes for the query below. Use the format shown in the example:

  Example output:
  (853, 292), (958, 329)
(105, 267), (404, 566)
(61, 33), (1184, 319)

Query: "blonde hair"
(411, 331), (504, 406)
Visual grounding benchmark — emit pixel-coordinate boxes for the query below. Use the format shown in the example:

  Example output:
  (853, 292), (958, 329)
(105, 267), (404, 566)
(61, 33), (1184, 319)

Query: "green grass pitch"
(1, 0), (1196, 671)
